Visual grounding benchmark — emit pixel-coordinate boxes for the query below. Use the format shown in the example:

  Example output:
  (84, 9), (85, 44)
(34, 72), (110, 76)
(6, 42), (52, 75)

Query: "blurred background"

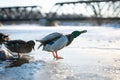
(0, 0), (120, 26)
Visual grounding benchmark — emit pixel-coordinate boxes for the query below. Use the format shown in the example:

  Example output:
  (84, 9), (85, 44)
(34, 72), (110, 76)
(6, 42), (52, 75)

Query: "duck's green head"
(71, 30), (87, 38)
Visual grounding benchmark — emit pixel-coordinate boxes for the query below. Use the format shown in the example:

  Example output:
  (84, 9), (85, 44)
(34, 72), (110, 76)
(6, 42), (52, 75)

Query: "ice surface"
(0, 25), (120, 80)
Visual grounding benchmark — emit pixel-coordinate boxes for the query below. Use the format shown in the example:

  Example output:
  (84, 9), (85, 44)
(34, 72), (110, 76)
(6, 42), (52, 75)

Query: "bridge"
(0, 6), (45, 21)
(0, 0), (120, 25)
(47, 0), (120, 25)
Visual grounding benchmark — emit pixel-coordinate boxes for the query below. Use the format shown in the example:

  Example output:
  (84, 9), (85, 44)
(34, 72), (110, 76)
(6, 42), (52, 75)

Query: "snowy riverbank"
(0, 25), (120, 80)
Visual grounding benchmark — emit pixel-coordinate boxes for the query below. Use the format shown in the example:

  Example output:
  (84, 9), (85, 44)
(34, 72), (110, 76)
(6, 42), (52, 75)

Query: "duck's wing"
(4, 40), (26, 48)
(4, 40), (26, 52)
(37, 32), (63, 49)
(40, 32), (63, 44)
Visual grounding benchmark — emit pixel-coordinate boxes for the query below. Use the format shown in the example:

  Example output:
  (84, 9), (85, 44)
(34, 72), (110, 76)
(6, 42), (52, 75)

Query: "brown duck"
(4, 40), (35, 59)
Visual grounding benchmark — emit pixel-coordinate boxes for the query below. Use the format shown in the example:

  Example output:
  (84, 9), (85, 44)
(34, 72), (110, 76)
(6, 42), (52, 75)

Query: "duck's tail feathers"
(36, 40), (43, 49)
(38, 44), (42, 49)
(36, 40), (41, 42)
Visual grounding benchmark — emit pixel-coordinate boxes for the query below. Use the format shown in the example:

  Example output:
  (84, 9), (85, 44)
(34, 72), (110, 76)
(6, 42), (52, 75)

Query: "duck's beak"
(80, 30), (87, 34)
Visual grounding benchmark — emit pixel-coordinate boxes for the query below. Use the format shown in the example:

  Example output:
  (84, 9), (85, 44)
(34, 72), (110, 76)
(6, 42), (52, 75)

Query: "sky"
(0, 0), (78, 12)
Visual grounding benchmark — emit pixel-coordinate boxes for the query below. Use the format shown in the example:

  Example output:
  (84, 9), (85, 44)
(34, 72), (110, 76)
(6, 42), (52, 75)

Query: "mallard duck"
(4, 40), (35, 59)
(36, 30), (87, 60)
(0, 33), (9, 45)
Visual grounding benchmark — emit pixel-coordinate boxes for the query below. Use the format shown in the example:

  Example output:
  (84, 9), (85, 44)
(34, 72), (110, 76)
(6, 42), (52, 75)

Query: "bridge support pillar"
(46, 20), (60, 26)
(39, 19), (60, 26)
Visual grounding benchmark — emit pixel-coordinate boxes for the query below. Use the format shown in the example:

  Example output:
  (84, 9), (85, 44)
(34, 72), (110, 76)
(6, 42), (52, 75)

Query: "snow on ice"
(0, 25), (120, 80)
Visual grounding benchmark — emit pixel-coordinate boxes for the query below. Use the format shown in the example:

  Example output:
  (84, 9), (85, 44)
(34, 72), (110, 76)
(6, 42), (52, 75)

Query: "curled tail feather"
(36, 40), (42, 49)
(38, 44), (42, 49)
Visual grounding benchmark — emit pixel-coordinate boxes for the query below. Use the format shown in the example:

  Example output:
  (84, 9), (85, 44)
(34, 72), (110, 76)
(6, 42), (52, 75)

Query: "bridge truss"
(0, 6), (45, 21)
(48, 0), (120, 20)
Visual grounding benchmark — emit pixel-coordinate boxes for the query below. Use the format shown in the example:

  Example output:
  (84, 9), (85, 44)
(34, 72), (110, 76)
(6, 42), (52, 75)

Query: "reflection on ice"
(33, 61), (80, 80)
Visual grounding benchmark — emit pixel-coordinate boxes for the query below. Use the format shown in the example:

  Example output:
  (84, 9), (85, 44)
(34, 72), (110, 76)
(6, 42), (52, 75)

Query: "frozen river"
(0, 25), (120, 80)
